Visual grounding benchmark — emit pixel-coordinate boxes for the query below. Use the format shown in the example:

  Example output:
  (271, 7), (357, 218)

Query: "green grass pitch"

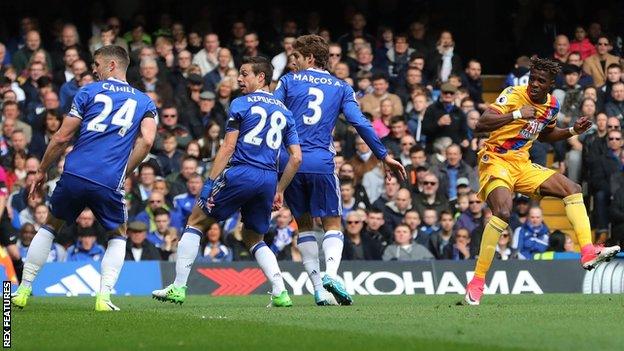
(10, 294), (624, 351)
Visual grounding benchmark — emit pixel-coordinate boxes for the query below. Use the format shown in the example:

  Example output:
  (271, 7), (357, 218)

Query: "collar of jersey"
(107, 77), (129, 84)
(254, 89), (272, 95)
(306, 67), (330, 75)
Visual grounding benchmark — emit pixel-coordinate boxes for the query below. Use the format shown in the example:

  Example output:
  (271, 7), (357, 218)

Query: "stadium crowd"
(1, 5), (623, 268)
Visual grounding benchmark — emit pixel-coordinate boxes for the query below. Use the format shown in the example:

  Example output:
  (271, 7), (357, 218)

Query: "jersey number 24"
(87, 93), (137, 136)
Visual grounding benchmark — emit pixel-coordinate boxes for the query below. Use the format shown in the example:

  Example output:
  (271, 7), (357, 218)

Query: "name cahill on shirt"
(102, 82), (136, 94)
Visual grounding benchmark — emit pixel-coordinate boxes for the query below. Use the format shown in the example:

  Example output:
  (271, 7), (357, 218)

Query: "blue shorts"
(284, 173), (341, 219)
(49, 173), (127, 231)
(205, 164), (277, 234)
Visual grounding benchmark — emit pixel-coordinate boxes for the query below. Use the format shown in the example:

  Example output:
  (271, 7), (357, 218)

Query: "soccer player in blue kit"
(11, 46), (158, 311)
(152, 56), (302, 307)
(273, 35), (406, 305)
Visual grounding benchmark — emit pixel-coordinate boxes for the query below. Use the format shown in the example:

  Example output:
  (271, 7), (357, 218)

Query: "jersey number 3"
(303, 87), (324, 125)
(243, 106), (287, 150)
(87, 94), (137, 136)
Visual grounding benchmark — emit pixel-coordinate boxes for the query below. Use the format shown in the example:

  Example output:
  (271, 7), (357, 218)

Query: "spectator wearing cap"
(431, 144), (478, 201)
(382, 224), (434, 261)
(422, 83), (467, 151)
(17, 223), (66, 262)
(203, 47), (234, 92)
(66, 227), (106, 262)
(509, 195), (531, 231)
(605, 82), (624, 119)
(154, 105), (192, 153)
(583, 35), (623, 87)
(359, 74), (404, 119)
(197, 90), (227, 134)
(454, 192), (484, 235)
(125, 221), (162, 261)
(512, 207), (550, 260)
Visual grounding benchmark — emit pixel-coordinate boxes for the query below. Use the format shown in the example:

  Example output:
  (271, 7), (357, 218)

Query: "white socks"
(297, 231), (323, 292)
(322, 230), (344, 277)
(21, 226), (55, 288)
(251, 241), (286, 296)
(173, 226), (202, 288)
(99, 237), (127, 295)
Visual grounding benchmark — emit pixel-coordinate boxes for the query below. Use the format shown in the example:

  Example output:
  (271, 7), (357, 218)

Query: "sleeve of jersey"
(545, 99), (560, 129)
(143, 99), (158, 119)
(225, 99), (244, 132)
(272, 76), (287, 102)
(341, 86), (388, 160)
(68, 88), (88, 119)
(283, 111), (300, 147)
(489, 87), (517, 115)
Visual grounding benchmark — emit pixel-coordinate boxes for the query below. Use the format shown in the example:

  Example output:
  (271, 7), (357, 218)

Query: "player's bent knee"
(491, 207), (512, 223)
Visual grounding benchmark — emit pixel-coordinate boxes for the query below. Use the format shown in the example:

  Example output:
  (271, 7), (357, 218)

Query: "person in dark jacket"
(609, 183), (624, 247)
(125, 221), (162, 261)
(589, 129), (622, 230)
(422, 83), (467, 152)
(424, 30), (463, 87)
(428, 211), (455, 259)
(342, 212), (383, 260)
(431, 144), (478, 200)
(442, 228), (476, 260)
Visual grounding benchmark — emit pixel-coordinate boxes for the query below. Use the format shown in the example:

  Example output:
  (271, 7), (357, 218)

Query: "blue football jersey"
(64, 78), (157, 190)
(274, 68), (388, 174)
(226, 90), (299, 171)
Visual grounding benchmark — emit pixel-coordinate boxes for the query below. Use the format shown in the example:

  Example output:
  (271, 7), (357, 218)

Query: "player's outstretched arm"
(31, 116), (82, 198)
(207, 131), (239, 181)
(126, 117), (157, 178)
(273, 144), (302, 210)
(475, 106), (535, 133)
(538, 116), (592, 143)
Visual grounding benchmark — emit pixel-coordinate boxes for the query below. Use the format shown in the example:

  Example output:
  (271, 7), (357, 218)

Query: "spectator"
(135, 191), (181, 233)
(583, 35), (622, 87)
(381, 116), (409, 158)
(343, 211), (383, 260)
(512, 207), (550, 259)
(134, 57), (173, 105)
(192, 33), (222, 76)
(327, 43), (343, 73)
(405, 93), (428, 144)
(590, 129), (622, 230)
(598, 63), (622, 105)
(363, 208), (392, 248)
(432, 144), (478, 200)
(422, 83), (467, 150)
(271, 36), (296, 82)
(442, 227), (475, 260)
(359, 74), (404, 119)
(461, 60), (486, 110)
(605, 81), (624, 119)
(428, 210), (454, 259)
(386, 34), (414, 89)
(403, 210), (430, 247)
(125, 221), (162, 261)
(155, 106), (192, 152)
(265, 208), (296, 257)
(16, 190), (43, 229)
(12, 30), (51, 73)
(66, 228), (106, 262)
(338, 162), (370, 207)
(419, 208), (440, 237)
(553, 64), (584, 124)
(89, 20), (129, 53)
(204, 47), (234, 92)
(197, 222), (233, 263)
(56, 208), (107, 247)
(1, 101), (32, 143)
(403, 145), (428, 191)
(340, 179), (367, 222)
(546, 230), (576, 253)
(350, 136), (378, 184)
(167, 156), (199, 197)
(172, 173), (202, 225)
(382, 223), (434, 261)
(52, 45), (80, 87)
(552, 34), (570, 63)
(505, 55), (531, 87)
(509, 194), (531, 231)
(156, 132), (184, 177)
(17, 223), (66, 262)
(372, 98), (395, 138)
(30, 110), (62, 159)
(197, 91), (227, 135)
(169, 50), (193, 91)
(198, 121), (222, 162)
(565, 51), (594, 88)
(59, 59), (87, 112)
(367, 165), (397, 209)
(412, 172), (450, 217)
(337, 12), (376, 54)
(569, 26), (596, 60)
(454, 192), (484, 234)
(495, 228), (516, 260)
(147, 208), (179, 250)
(397, 135), (416, 166)
(383, 188), (413, 232)
(425, 30), (462, 86)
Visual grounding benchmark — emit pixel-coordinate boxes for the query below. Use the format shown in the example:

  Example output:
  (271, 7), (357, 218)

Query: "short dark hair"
(293, 34), (329, 69)
(607, 63), (622, 71)
(241, 56), (273, 88)
(409, 144), (425, 156)
(371, 73), (389, 82)
(367, 208), (383, 215)
(153, 207), (170, 217)
(439, 210), (453, 219)
(390, 116), (406, 125)
(340, 178), (354, 188)
(529, 57), (561, 78)
(93, 45), (130, 70)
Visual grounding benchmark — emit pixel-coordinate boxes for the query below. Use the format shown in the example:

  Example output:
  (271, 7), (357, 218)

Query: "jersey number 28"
(243, 106), (287, 150)
(87, 94), (137, 136)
